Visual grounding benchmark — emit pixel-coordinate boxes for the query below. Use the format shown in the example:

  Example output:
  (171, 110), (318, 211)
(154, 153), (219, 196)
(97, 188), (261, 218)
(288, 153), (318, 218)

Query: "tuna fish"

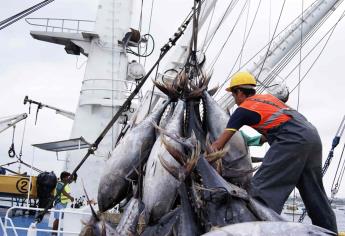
(202, 91), (253, 189)
(97, 100), (169, 212)
(142, 100), (185, 223)
(140, 208), (180, 236)
(115, 197), (144, 236)
(159, 144), (201, 236)
(80, 183), (118, 236)
(201, 221), (336, 236)
(79, 215), (118, 236)
(195, 154), (257, 230)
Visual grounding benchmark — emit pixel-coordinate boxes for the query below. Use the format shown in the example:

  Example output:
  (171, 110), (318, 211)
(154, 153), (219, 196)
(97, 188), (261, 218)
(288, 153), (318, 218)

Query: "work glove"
(240, 130), (262, 146)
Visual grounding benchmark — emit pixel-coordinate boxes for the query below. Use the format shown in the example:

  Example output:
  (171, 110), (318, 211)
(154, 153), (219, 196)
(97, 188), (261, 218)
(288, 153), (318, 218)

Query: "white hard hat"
(267, 80), (289, 103)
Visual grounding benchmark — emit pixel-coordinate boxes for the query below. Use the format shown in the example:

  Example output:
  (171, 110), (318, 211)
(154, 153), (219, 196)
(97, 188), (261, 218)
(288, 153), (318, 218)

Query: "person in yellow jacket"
(52, 171), (74, 235)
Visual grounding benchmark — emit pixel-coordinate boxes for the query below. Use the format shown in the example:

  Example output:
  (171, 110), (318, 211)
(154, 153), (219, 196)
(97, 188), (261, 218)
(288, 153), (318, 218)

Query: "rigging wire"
(201, 0), (217, 52)
(268, 0), (272, 40)
(296, 0), (304, 111)
(215, 0), (340, 101)
(138, 0), (144, 64)
(255, 0), (286, 81)
(239, 0), (251, 68)
(0, 0), (55, 31)
(289, 9), (344, 94)
(18, 118), (27, 160)
(331, 143), (345, 198)
(258, 0), (344, 94)
(207, 0), (249, 72)
(144, 0), (156, 67)
(147, 60), (161, 114)
(281, 8), (345, 91)
(203, 0), (238, 53)
(293, 0), (304, 221)
(213, 0), (264, 97)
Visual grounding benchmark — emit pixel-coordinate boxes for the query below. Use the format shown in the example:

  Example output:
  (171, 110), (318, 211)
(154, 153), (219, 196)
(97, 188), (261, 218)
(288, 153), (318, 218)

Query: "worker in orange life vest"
(211, 71), (337, 233)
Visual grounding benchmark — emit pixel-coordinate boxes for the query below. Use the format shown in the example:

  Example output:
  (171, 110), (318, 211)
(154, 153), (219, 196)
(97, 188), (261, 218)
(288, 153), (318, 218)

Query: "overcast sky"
(0, 0), (345, 197)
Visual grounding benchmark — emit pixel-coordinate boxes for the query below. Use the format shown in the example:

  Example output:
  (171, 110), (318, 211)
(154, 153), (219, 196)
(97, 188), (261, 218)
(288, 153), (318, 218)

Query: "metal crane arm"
(0, 113), (27, 133)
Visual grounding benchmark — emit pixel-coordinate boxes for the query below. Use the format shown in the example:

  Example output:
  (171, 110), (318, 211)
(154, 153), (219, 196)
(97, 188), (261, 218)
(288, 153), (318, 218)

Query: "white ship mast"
(217, 0), (344, 110)
(30, 0), (139, 198)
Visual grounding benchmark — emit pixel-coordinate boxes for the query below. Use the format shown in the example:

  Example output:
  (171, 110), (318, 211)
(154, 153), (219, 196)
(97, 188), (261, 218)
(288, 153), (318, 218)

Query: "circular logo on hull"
(16, 178), (32, 194)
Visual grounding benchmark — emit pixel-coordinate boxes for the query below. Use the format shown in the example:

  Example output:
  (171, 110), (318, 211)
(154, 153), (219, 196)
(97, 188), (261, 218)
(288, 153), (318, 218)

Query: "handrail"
(3, 206), (91, 235)
(81, 78), (143, 100)
(83, 78), (138, 86)
(25, 17), (95, 33)
(0, 217), (8, 236)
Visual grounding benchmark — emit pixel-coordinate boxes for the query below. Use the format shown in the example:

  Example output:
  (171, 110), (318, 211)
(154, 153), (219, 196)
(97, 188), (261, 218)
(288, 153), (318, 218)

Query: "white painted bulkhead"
(65, 0), (135, 199)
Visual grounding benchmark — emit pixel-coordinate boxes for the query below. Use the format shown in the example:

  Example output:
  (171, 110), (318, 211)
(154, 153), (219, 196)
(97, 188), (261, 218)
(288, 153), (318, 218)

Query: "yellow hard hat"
(226, 71), (256, 92)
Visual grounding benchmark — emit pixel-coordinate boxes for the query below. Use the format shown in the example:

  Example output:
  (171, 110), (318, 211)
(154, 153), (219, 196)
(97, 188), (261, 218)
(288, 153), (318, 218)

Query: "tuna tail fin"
(185, 71), (211, 99)
(152, 79), (180, 100)
(207, 85), (219, 97)
(159, 141), (200, 182)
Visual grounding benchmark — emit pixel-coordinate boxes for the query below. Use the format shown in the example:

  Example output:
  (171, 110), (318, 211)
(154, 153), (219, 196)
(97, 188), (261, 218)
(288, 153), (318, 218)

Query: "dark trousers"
(250, 114), (338, 233)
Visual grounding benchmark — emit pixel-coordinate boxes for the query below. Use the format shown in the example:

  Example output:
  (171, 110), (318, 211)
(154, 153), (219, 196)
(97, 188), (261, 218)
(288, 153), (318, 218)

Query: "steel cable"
(255, 0), (287, 81)
(0, 0), (54, 31)
(207, 0), (249, 72)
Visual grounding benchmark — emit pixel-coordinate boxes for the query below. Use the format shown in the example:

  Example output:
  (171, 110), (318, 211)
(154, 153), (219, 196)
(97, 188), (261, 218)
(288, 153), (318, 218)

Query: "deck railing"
(25, 18), (95, 33)
(0, 216), (8, 236)
(2, 206), (91, 235)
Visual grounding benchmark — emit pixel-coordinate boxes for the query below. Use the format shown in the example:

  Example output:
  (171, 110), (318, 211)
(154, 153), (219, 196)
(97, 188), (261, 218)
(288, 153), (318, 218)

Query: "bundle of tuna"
(80, 72), (335, 236)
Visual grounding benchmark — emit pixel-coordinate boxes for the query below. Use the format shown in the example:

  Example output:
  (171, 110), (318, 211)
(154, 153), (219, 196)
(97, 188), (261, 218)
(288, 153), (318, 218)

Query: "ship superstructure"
(1, 0), (345, 235)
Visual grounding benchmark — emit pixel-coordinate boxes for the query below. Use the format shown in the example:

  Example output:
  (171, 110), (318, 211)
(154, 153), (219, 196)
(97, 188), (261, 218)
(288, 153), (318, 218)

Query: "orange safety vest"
(240, 94), (292, 133)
